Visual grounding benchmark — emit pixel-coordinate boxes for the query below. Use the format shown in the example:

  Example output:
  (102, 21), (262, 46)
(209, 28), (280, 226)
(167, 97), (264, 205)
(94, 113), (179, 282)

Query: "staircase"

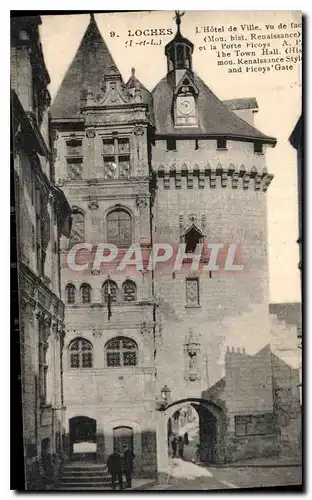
(55, 462), (113, 490)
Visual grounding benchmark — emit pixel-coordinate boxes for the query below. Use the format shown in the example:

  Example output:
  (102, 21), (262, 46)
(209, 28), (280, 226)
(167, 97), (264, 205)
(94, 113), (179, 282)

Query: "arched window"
(66, 284), (76, 304)
(184, 226), (203, 254)
(107, 208), (132, 247)
(80, 283), (92, 304)
(69, 338), (93, 368)
(176, 44), (185, 67)
(102, 280), (118, 303)
(70, 209), (85, 245)
(105, 336), (138, 367)
(122, 280), (137, 302)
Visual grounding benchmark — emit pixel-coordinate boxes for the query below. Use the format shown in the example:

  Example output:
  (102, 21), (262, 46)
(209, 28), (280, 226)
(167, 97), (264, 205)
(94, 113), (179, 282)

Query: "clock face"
(177, 97), (195, 116)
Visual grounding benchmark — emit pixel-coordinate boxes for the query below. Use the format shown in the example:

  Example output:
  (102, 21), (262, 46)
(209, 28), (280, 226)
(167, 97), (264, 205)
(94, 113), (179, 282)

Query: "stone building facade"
(11, 16), (71, 489)
(50, 13), (300, 475)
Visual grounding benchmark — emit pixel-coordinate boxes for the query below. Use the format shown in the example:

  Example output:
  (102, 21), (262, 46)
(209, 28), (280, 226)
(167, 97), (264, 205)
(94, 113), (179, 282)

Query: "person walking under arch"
(178, 436), (184, 459)
(171, 435), (178, 458)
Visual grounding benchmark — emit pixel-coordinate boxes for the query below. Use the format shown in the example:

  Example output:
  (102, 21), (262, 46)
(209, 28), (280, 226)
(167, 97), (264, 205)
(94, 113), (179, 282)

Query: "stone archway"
(69, 416), (97, 461)
(157, 398), (226, 470)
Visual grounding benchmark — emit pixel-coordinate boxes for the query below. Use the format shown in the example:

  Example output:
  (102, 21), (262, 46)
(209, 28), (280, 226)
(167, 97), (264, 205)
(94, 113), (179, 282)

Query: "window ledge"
(40, 403), (52, 410)
(254, 152), (264, 156)
(234, 432), (276, 438)
(67, 301), (147, 308)
(217, 148), (228, 151)
(67, 367), (141, 372)
(185, 305), (201, 309)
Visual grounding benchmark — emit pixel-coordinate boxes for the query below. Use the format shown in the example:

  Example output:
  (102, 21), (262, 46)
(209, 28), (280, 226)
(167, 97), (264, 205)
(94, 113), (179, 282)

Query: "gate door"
(113, 426), (133, 453)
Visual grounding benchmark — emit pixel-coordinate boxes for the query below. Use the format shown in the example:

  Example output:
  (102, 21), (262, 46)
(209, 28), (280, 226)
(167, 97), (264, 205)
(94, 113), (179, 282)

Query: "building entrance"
(113, 426), (134, 454)
(69, 416), (97, 461)
(165, 399), (224, 466)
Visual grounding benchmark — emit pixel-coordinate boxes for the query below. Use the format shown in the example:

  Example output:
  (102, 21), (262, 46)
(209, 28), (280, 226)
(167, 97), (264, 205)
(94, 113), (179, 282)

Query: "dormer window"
(167, 138), (177, 151)
(165, 13), (194, 75)
(185, 225), (203, 253)
(217, 137), (227, 150)
(254, 141), (263, 154)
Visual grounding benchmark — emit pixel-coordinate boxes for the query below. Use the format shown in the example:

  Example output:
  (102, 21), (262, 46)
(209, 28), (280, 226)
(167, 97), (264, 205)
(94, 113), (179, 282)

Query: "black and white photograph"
(10, 9), (302, 491)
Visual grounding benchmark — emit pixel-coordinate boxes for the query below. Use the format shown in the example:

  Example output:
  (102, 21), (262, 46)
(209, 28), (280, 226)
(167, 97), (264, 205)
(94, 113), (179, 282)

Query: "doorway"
(113, 426), (133, 454)
(166, 400), (220, 465)
(167, 404), (200, 462)
(69, 416), (97, 461)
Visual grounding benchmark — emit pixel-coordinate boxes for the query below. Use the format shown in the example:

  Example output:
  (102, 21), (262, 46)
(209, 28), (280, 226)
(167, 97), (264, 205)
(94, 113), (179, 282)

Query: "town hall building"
(50, 13), (301, 477)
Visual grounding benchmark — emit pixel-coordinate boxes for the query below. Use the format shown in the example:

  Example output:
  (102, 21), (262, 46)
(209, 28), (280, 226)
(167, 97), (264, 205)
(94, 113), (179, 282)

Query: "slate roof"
(289, 115), (302, 150)
(223, 97), (258, 111)
(152, 74), (276, 143)
(269, 302), (302, 329)
(51, 15), (118, 120)
(125, 69), (155, 124)
(51, 14), (277, 146)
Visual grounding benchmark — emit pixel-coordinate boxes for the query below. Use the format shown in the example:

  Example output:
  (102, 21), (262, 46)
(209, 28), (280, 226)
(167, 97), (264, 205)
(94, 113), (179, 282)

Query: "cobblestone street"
(147, 459), (302, 490)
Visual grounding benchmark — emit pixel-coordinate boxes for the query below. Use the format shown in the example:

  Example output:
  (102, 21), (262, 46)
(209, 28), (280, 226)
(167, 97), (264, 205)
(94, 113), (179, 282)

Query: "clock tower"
(165, 11), (198, 127)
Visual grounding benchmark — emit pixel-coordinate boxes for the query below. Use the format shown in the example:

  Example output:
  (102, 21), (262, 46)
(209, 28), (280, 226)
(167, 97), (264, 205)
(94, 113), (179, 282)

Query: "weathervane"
(174, 10), (185, 29)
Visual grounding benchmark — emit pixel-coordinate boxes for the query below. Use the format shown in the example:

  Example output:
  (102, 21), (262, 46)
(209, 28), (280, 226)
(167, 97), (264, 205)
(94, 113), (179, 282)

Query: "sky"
(39, 10), (302, 304)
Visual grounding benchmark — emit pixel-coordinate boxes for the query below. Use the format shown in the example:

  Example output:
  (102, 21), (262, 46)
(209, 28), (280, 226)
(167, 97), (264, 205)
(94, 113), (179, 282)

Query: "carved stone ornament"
(136, 195), (149, 209)
(141, 322), (154, 336)
(92, 329), (102, 338)
(44, 315), (52, 328)
(35, 309), (45, 322)
(88, 198), (99, 210)
(86, 128), (96, 139)
(48, 192), (55, 204)
(100, 66), (130, 106)
(134, 126), (144, 137)
(184, 329), (201, 382)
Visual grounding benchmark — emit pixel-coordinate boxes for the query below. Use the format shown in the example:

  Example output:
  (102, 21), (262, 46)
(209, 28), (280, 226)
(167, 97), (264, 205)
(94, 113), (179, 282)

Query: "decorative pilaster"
(136, 194), (151, 245)
(184, 329), (202, 382)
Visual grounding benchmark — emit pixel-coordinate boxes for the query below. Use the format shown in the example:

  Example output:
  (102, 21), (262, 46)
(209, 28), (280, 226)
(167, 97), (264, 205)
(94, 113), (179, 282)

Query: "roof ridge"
(151, 73), (276, 143)
(125, 76), (150, 94)
(51, 15), (120, 118)
(194, 73), (275, 141)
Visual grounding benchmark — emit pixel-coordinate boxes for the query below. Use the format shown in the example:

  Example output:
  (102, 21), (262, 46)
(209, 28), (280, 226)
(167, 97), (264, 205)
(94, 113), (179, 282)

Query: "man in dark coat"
(107, 450), (123, 490)
(122, 444), (135, 488)
(171, 436), (178, 458)
(178, 436), (184, 459)
(183, 431), (189, 445)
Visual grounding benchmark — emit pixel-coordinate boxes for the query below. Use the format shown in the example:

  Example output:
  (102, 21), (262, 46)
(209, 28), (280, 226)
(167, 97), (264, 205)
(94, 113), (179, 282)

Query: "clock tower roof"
(165, 11), (194, 75)
(152, 73), (276, 144)
(153, 11), (276, 144)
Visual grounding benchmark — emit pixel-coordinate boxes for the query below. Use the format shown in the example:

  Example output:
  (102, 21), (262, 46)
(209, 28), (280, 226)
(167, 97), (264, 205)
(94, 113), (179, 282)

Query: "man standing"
(171, 436), (178, 458)
(122, 444), (135, 489)
(107, 450), (123, 491)
(178, 436), (184, 459)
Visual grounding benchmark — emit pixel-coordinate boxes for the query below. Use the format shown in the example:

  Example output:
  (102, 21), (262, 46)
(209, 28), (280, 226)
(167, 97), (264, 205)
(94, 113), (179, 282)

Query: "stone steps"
(56, 463), (112, 490)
